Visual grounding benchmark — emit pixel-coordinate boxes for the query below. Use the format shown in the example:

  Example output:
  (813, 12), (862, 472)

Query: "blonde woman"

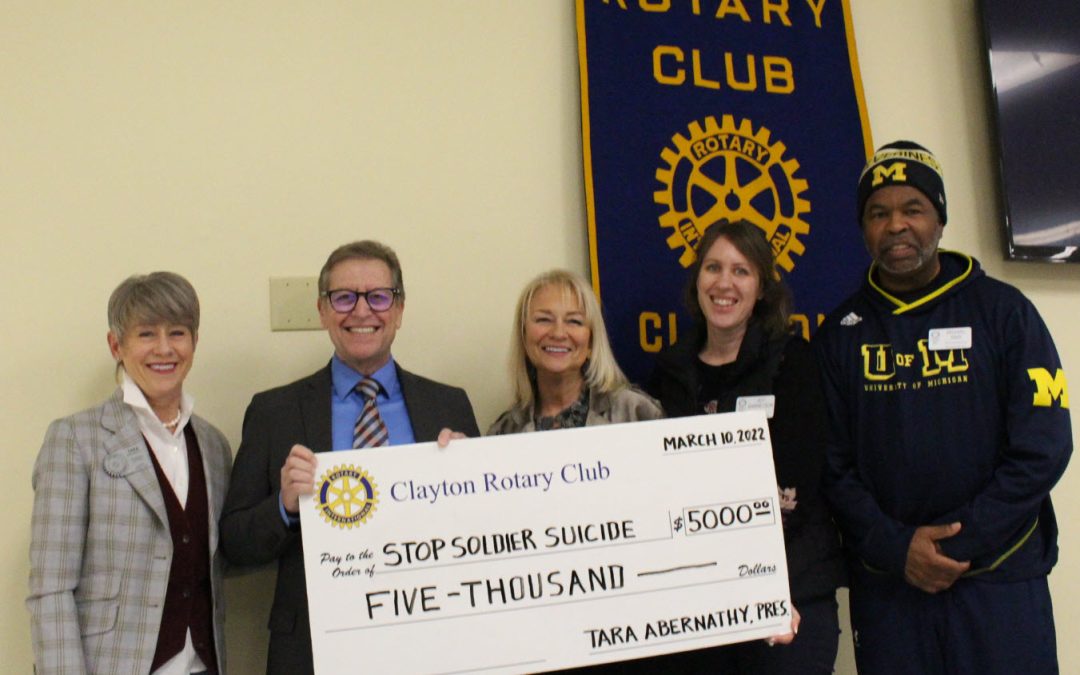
(488, 270), (661, 434)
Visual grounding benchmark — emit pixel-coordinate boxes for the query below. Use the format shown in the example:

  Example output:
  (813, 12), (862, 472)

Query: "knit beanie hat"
(857, 140), (947, 225)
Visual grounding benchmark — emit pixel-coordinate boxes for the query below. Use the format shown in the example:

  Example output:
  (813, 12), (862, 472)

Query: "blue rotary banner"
(577, 0), (872, 383)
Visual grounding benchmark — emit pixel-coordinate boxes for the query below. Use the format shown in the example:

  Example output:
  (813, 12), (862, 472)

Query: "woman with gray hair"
(28, 272), (232, 675)
(487, 269), (661, 434)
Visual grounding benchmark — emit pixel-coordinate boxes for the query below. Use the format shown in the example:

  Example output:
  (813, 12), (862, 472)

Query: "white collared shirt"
(120, 373), (208, 675)
(121, 372), (194, 506)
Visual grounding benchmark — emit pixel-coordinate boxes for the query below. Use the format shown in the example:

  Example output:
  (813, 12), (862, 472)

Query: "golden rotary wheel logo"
(655, 115), (811, 272)
(315, 465), (379, 529)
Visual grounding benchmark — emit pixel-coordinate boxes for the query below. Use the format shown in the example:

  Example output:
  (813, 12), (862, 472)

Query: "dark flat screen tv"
(979, 0), (1080, 262)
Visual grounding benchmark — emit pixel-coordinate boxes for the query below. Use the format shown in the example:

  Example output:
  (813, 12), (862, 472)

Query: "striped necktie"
(352, 377), (389, 448)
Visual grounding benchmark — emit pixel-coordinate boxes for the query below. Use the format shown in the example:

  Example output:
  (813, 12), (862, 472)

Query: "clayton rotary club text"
(388, 460), (612, 504)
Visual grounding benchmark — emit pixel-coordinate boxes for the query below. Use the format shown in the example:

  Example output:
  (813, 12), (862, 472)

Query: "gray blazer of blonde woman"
(27, 389), (232, 675)
(487, 386), (664, 435)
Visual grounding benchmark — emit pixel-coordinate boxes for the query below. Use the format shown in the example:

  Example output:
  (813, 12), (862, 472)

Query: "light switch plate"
(269, 277), (321, 331)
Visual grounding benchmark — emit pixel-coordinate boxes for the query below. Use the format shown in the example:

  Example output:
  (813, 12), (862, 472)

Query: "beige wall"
(2, 2), (1076, 672)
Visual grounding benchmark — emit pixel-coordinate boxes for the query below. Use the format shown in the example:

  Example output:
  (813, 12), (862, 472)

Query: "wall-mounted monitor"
(979, 0), (1080, 262)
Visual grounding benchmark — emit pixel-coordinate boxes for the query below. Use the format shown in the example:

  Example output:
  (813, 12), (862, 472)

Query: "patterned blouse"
(534, 389), (591, 431)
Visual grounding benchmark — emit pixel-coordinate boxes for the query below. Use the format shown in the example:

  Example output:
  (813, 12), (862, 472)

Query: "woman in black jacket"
(645, 219), (845, 674)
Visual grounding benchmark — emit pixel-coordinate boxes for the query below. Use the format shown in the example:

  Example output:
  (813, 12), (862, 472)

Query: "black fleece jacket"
(647, 321), (846, 602)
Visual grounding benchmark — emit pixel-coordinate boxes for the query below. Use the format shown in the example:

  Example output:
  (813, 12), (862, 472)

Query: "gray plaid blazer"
(27, 389), (232, 675)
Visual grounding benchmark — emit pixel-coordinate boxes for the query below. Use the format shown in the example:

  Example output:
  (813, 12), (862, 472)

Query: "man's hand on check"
(437, 428), (467, 448)
(280, 444), (318, 513)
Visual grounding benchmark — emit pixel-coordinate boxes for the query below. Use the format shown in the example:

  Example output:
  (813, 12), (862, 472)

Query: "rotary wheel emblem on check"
(315, 465), (379, 529)
(655, 115), (811, 271)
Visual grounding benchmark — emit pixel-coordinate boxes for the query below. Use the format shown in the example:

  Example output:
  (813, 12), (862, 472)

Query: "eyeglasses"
(321, 288), (401, 313)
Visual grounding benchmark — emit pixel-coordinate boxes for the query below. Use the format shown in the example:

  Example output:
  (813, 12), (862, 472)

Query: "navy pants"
(850, 575), (1058, 674)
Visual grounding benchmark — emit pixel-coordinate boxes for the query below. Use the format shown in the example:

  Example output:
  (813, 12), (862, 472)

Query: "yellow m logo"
(917, 340), (969, 377)
(872, 162), (907, 187)
(1027, 368), (1069, 408)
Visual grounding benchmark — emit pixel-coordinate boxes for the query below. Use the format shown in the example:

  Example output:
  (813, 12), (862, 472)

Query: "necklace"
(162, 410), (182, 429)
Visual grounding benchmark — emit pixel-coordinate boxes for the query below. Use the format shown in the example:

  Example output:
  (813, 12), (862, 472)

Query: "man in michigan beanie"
(857, 140), (946, 225)
(814, 140), (1072, 673)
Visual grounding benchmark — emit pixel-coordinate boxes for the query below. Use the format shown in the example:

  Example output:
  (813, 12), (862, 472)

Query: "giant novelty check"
(300, 412), (791, 674)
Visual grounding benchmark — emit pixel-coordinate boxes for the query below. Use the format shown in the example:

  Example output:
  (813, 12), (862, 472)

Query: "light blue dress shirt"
(279, 354), (416, 524)
(329, 354), (416, 449)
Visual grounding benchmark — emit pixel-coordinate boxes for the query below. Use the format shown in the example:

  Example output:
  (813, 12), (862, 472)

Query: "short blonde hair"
(508, 270), (629, 411)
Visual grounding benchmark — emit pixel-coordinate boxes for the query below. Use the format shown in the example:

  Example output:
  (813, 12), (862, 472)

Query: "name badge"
(928, 327), (972, 351)
(736, 395), (775, 419)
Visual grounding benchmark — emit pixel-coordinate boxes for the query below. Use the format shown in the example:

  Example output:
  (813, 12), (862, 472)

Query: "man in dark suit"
(220, 240), (479, 674)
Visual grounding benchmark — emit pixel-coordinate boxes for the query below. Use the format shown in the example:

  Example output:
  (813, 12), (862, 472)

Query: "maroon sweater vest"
(146, 424), (218, 674)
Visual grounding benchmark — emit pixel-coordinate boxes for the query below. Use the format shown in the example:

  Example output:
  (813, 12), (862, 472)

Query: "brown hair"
(318, 240), (405, 300)
(683, 219), (792, 338)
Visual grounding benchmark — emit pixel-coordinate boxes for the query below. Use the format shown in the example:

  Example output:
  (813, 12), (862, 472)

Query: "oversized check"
(300, 411), (791, 674)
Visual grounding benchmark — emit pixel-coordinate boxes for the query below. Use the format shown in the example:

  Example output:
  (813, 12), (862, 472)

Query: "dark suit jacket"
(219, 361), (478, 675)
